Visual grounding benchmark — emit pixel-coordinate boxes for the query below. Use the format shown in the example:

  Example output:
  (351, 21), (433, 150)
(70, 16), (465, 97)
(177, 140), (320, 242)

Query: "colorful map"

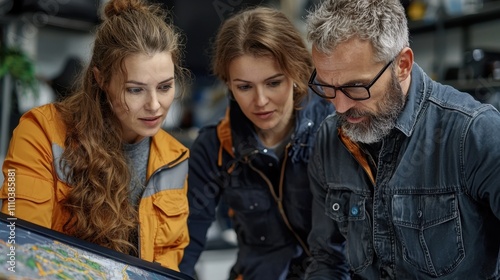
(0, 226), (184, 280)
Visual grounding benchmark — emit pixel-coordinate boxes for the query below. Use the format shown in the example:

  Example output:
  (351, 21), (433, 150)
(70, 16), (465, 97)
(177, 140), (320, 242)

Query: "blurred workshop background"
(1, 0), (500, 279)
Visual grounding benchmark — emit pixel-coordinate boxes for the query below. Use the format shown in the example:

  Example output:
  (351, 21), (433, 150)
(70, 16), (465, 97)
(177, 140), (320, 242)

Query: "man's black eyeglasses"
(308, 59), (394, 101)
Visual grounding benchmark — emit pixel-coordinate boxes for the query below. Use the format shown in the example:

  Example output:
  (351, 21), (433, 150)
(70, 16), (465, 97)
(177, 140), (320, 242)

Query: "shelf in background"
(409, 1), (500, 35)
(42, 15), (99, 33)
(1, 13), (99, 33)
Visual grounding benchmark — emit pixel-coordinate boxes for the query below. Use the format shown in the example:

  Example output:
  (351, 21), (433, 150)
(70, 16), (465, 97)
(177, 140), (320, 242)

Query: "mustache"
(338, 109), (374, 120)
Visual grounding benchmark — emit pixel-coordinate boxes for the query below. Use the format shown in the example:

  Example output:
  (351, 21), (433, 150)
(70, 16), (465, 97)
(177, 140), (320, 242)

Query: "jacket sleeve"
(1, 109), (55, 228)
(305, 127), (350, 279)
(464, 108), (500, 220)
(179, 126), (223, 277)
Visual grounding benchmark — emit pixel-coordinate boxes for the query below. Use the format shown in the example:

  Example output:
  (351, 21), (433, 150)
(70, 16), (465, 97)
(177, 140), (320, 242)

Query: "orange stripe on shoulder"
(216, 107), (235, 166)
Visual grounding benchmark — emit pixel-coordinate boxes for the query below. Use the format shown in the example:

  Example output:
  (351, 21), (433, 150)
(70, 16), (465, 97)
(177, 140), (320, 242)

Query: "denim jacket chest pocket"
(325, 185), (374, 272)
(391, 193), (465, 277)
(225, 187), (288, 247)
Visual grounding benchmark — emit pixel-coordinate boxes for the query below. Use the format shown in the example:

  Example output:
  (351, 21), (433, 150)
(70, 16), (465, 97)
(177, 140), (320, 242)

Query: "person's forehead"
(311, 40), (376, 84)
(312, 39), (374, 65)
(228, 55), (282, 81)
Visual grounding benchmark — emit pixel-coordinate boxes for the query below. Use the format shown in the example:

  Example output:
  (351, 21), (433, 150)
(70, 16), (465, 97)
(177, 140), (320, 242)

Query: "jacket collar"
(216, 91), (335, 165)
(147, 129), (189, 175)
(336, 63), (429, 180)
(395, 63), (429, 137)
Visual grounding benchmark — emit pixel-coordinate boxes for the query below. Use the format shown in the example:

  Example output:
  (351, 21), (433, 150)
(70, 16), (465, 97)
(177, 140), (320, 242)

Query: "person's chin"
(254, 119), (277, 131)
(141, 126), (162, 138)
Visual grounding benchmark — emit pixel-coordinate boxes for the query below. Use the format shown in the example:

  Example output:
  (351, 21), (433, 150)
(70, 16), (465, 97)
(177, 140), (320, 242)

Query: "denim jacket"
(179, 92), (343, 280)
(306, 64), (500, 279)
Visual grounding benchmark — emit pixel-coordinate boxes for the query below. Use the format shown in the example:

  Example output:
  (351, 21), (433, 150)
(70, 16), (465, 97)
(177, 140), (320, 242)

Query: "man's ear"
(92, 67), (104, 89)
(396, 47), (414, 82)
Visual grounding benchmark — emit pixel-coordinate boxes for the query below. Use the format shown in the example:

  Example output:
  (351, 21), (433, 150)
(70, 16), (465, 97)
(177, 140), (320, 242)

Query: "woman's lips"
(139, 116), (162, 127)
(254, 111), (274, 120)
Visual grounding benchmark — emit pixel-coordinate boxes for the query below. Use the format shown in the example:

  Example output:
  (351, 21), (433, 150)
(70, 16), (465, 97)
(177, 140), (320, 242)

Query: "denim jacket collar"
(395, 63), (429, 137)
(225, 91), (334, 163)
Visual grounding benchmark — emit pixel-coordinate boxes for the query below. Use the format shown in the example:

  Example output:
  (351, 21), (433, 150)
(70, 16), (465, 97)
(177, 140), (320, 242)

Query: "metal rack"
(408, 1), (500, 82)
(407, 1), (500, 110)
(1, 18), (18, 160)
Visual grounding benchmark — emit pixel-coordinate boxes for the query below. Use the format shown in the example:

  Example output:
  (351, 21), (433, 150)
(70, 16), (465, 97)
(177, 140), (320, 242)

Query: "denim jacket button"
(417, 210), (423, 218)
(332, 203), (340, 211)
(350, 206), (359, 216)
(260, 236), (266, 241)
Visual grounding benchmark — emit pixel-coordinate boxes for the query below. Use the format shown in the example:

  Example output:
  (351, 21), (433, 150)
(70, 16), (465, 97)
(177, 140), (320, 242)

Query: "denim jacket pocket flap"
(225, 189), (278, 246)
(225, 188), (271, 213)
(325, 185), (373, 272)
(392, 193), (458, 228)
(325, 186), (366, 222)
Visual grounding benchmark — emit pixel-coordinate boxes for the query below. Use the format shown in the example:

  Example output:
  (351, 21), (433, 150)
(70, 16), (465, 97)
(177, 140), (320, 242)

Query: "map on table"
(0, 212), (192, 280)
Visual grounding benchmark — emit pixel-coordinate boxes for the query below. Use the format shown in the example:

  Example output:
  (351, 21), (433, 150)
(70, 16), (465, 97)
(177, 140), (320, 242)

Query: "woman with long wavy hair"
(0, 0), (190, 271)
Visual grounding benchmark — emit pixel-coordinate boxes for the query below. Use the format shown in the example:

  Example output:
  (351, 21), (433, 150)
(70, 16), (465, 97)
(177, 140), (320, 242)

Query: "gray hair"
(306, 0), (409, 63)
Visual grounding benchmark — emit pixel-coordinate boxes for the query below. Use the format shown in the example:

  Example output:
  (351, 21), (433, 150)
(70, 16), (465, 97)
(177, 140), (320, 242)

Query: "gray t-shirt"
(123, 137), (151, 256)
(123, 137), (151, 208)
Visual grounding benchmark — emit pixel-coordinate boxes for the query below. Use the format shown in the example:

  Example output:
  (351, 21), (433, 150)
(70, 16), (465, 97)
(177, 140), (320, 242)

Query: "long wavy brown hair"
(54, 0), (187, 254)
(212, 6), (313, 108)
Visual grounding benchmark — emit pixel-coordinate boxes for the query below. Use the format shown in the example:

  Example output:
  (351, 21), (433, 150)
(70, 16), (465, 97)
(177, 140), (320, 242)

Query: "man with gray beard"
(305, 0), (500, 279)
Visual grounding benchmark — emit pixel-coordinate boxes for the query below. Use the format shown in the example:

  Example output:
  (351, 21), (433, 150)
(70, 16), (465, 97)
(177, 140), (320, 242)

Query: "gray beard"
(338, 72), (405, 144)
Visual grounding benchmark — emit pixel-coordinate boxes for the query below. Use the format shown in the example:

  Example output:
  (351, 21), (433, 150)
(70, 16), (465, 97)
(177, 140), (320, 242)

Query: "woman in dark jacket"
(179, 7), (340, 280)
